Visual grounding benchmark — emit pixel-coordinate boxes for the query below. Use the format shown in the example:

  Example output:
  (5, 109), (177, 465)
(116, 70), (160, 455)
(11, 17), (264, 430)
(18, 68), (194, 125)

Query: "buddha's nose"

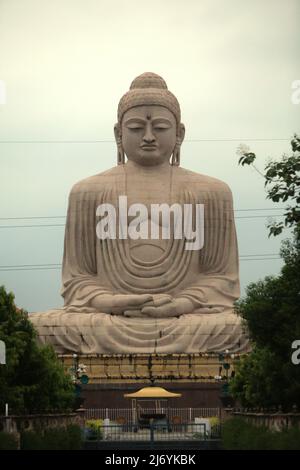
(143, 124), (156, 143)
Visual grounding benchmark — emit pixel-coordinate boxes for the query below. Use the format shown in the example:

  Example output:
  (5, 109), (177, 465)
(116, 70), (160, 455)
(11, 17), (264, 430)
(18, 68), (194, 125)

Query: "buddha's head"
(115, 72), (185, 167)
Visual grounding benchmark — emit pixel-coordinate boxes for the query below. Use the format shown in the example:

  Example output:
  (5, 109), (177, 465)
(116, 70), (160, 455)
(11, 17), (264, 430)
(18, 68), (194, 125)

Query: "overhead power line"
(240, 253), (279, 257)
(0, 264), (61, 268)
(0, 214), (286, 229)
(0, 216), (67, 220)
(0, 267), (61, 271)
(0, 208), (286, 221)
(235, 208), (285, 212)
(235, 215), (285, 219)
(239, 257), (281, 261)
(0, 138), (290, 144)
(0, 224), (65, 228)
(0, 255), (282, 271)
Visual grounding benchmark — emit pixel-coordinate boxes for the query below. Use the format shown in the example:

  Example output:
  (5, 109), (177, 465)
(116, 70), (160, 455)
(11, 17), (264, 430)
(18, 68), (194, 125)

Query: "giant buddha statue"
(30, 72), (249, 354)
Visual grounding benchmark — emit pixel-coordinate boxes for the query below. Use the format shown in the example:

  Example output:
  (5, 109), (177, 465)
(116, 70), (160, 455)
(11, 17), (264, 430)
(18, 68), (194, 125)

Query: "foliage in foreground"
(231, 226), (300, 410)
(232, 136), (300, 410)
(238, 135), (300, 236)
(19, 424), (83, 450)
(0, 431), (19, 450)
(222, 418), (300, 450)
(0, 285), (75, 414)
(85, 419), (104, 440)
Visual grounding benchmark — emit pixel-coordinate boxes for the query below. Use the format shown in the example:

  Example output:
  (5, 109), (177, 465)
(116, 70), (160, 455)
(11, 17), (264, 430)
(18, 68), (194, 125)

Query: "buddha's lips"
(141, 145), (157, 150)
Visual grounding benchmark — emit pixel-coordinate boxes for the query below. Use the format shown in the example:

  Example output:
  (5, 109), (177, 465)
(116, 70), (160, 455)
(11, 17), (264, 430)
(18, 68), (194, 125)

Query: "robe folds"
(30, 165), (249, 354)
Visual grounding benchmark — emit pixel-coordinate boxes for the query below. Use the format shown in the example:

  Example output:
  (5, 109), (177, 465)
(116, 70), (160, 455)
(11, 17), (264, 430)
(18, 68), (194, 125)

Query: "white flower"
(236, 143), (251, 157)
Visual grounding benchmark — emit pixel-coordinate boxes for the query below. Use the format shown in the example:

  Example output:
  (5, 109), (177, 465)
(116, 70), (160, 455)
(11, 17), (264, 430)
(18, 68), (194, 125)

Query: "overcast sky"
(0, 0), (299, 312)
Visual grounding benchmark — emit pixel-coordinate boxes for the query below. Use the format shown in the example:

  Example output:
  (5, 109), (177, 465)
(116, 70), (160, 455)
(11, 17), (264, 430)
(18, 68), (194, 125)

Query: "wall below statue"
(59, 352), (239, 383)
(58, 353), (241, 408)
(80, 382), (224, 409)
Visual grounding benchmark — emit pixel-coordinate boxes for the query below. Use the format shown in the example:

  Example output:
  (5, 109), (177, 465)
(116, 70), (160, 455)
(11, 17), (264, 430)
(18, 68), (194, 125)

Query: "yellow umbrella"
(125, 386), (182, 427)
(124, 386), (181, 399)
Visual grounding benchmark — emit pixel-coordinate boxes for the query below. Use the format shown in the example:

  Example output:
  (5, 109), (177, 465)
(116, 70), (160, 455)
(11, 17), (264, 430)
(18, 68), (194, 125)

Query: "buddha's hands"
(90, 293), (153, 315)
(123, 294), (173, 318)
(90, 293), (194, 318)
(140, 297), (195, 318)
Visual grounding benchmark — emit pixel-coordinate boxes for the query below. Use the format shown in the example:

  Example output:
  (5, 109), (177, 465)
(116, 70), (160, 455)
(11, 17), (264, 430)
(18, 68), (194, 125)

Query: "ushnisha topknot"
(117, 72), (181, 132)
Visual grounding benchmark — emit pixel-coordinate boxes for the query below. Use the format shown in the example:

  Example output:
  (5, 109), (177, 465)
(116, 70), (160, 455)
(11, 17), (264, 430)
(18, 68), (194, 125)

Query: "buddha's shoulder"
(70, 166), (124, 194)
(175, 167), (232, 194)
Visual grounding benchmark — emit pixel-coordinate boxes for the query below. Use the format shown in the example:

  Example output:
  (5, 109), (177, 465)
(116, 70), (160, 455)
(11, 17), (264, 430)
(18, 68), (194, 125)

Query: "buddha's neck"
(125, 160), (172, 176)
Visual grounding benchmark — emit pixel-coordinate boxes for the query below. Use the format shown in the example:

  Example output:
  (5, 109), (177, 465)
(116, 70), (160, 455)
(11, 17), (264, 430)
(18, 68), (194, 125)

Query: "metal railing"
(84, 407), (220, 424)
(84, 422), (221, 442)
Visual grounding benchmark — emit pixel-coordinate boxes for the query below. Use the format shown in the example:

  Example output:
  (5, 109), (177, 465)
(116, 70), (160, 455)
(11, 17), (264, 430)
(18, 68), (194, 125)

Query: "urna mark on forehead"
(122, 104), (177, 126)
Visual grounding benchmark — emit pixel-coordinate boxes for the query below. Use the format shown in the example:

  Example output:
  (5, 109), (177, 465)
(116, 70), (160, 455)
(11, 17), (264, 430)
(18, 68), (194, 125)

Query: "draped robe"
(30, 164), (249, 354)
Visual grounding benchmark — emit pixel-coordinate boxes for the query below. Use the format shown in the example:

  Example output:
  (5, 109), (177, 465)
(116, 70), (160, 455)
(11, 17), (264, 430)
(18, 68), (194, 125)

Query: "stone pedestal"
(59, 352), (245, 408)
(31, 311), (249, 355)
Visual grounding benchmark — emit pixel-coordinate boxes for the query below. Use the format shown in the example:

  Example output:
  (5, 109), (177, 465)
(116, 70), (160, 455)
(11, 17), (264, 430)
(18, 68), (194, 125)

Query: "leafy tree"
(231, 136), (300, 410)
(232, 228), (300, 409)
(237, 134), (300, 236)
(0, 286), (75, 414)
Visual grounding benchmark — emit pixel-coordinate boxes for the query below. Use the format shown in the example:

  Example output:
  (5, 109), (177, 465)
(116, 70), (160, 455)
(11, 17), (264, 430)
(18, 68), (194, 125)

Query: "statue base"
(30, 310), (249, 355)
(58, 353), (245, 408)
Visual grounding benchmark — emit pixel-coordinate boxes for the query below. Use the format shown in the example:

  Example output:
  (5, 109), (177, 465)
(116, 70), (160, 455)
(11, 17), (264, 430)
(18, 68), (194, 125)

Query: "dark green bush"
(0, 431), (18, 450)
(20, 425), (83, 450)
(64, 424), (83, 450)
(272, 426), (300, 450)
(222, 418), (300, 450)
(20, 430), (43, 450)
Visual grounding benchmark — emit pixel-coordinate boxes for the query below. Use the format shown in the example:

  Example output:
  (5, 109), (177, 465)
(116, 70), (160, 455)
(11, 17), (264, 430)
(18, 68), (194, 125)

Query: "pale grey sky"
(0, 0), (299, 311)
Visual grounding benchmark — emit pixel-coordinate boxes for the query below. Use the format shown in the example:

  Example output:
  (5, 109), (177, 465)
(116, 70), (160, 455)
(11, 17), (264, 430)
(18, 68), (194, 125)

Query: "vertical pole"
(150, 420), (154, 446)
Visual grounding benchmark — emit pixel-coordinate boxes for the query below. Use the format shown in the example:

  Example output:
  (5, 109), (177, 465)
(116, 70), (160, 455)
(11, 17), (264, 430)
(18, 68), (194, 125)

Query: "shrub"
(20, 430), (43, 450)
(85, 419), (103, 440)
(20, 425), (83, 450)
(209, 416), (221, 437)
(64, 424), (83, 450)
(272, 426), (300, 450)
(0, 431), (18, 450)
(222, 418), (300, 450)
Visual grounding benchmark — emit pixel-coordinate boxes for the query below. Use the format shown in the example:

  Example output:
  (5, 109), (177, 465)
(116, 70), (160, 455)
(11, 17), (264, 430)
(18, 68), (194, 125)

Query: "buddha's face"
(120, 105), (178, 166)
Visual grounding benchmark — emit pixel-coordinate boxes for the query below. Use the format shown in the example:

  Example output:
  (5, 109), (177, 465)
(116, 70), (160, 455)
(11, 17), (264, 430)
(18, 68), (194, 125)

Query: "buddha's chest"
(125, 184), (172, 208)
(121, 187), (187, 264)
(124, 190), (173, 263)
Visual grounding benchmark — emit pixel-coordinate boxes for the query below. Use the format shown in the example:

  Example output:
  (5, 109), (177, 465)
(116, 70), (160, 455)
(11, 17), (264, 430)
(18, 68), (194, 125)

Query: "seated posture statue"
(30, 72), (249, 354)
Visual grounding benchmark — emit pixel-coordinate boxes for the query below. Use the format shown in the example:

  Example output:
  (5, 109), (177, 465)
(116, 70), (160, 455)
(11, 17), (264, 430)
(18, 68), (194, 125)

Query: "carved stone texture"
(30, 73), (249, 355)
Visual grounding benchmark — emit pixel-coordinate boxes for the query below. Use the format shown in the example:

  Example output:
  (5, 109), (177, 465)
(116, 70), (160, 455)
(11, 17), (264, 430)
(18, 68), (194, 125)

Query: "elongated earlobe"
(171, 123), (185, 166)
(117, 140), (125, 165)
(171, 142), (181, 166)
(114, 123), (125, 165)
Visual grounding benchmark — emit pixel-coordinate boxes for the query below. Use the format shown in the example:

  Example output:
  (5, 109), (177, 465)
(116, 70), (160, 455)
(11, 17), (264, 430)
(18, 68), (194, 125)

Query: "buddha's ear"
(114, 123), (125, 165)
(178, 123), (185, 145)
(114, 123), (121, 143)
(172, 124), (185, 167)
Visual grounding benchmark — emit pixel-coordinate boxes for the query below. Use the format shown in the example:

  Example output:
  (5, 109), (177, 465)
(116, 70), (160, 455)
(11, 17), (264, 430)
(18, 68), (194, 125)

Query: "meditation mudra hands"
(90, 293), (195, 318)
